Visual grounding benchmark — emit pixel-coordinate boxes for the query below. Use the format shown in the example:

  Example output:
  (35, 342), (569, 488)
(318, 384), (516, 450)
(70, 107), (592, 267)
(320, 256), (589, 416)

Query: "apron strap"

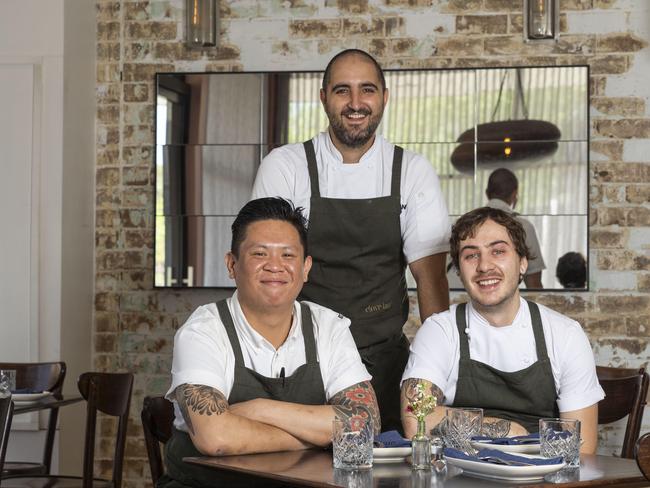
(455, 303), (471, 360)
(525, 300), (549, 361)
(303, 140), (321, 198)
(299, 302), (318, 365)
(216, 299), (246, 367)
(391, 146), (404, 198)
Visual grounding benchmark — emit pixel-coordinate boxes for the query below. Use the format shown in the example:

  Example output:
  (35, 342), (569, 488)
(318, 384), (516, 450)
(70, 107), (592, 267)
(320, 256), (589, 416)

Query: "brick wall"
(95, 1), (650, 485)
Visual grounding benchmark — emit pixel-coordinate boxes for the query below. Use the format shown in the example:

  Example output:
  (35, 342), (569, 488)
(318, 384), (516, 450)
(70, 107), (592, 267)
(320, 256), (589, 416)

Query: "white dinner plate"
(446, 452), (565, 481)
(373, 447), (410, 463)
(470, 439), (541, 454)
(12, 391), (51, 403)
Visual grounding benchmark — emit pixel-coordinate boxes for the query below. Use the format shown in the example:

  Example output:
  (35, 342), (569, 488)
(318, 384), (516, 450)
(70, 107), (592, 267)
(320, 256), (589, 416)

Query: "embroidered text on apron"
(452, 300), (559, 433)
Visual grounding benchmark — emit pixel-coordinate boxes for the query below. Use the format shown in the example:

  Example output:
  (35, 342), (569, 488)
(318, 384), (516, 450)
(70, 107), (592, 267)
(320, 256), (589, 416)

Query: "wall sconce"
(524, 0), (558, 41)
(186, 0), (217, 48)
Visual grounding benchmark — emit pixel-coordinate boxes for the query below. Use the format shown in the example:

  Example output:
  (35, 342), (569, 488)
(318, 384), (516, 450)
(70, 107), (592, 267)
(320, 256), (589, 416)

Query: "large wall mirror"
(155, 66), (588, 290)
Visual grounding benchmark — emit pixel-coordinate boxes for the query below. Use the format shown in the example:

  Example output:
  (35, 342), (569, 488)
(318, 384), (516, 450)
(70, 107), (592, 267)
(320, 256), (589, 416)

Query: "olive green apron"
(159, 300), (326, 487)
(299, 139), (409, 432)
(452, 300), (559, 433)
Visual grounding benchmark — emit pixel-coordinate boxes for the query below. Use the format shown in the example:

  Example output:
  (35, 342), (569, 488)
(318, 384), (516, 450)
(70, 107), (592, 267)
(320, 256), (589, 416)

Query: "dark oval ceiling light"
(450, 69), (561, 175)
(450, 120), (561, 174)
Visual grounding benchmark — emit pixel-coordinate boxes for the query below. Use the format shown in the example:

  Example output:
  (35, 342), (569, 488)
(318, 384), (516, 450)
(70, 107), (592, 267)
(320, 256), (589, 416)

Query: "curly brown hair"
(450, 207), (531, 271)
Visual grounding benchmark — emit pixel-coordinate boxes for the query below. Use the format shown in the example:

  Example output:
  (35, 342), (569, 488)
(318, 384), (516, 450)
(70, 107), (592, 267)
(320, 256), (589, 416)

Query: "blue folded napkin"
(444, 447), (563, 466)
(472, 433), (540, 445)
(375, 430), (411, 448)
(11, 388), (43, 394)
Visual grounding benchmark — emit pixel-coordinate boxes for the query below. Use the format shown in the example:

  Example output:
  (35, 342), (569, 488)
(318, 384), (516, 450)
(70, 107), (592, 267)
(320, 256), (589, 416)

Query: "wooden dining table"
(12, 395), (83, 415)
(184, 450), (648, 488)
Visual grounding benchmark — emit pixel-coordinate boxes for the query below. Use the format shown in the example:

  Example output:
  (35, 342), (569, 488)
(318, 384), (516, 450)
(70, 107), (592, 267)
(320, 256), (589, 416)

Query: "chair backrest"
(0, 394), (14, 473)
(597, 365), (649, 459)
(0, 361), (66, 472)
(636, 432), (650, 480)
(141, 395), (175, 484)
(78, 372), (133, 488)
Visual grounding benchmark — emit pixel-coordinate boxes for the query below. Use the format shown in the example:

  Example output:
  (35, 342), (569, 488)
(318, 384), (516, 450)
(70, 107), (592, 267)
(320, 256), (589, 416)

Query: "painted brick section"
(94, 1), (650, 486)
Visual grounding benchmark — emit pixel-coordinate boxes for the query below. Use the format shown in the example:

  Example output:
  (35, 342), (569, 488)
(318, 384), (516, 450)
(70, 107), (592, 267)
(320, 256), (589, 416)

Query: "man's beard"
(327, 107), (383, 149)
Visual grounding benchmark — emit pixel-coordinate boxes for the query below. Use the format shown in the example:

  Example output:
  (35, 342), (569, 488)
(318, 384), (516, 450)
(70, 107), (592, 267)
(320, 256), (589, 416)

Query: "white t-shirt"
(252, 131), (451, 264)
(487, 199), (546, 275)
(402, 298), (604, 414)
(165, 291), (372, 432)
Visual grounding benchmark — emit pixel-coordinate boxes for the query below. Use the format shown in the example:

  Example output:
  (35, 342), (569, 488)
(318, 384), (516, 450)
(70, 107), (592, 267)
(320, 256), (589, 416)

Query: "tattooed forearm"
(481, 418), (511, 438)
(330, 381), (381, 435)
(403, 378), (444, 406)
(175, 383), (229, 436)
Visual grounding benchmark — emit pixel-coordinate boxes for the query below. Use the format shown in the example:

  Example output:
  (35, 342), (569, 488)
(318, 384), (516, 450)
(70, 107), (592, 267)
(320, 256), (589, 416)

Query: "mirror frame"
(153, 65), (590, 292)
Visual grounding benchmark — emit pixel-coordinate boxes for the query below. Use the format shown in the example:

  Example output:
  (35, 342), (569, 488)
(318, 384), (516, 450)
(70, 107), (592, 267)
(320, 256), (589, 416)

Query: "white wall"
(0, 0), (95, 474)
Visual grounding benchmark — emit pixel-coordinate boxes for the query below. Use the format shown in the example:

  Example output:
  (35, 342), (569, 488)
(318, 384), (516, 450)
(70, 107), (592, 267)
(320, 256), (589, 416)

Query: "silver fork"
(478, 456), (534, 467)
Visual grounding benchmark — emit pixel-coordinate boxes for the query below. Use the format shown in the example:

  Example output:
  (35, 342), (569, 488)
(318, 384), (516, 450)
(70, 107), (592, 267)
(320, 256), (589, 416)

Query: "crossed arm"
(401, 378), (598, 454)
(400, 378), (527, 440)
(176, 380), (380, 456)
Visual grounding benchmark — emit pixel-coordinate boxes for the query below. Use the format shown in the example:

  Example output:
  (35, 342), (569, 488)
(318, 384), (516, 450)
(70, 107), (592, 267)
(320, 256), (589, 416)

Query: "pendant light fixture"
(186, 0), (218, 48)
(524, 0), (559, 41)
(450, 69), (561, 174)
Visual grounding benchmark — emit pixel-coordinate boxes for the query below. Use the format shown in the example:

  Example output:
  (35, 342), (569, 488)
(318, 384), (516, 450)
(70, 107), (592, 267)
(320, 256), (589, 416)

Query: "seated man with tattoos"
(159, 197), (380, 488)
(400, 207), (603, 452)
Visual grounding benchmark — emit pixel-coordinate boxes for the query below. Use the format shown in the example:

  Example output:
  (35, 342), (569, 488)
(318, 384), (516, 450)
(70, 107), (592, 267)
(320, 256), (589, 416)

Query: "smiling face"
(225, 219), (312, 314)
(320, 53), (388, 150)
(458, 219), (528, 321)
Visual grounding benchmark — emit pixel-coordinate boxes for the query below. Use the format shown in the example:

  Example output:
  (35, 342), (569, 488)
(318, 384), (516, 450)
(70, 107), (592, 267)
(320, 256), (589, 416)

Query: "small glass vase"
(411, 418), (432, 470)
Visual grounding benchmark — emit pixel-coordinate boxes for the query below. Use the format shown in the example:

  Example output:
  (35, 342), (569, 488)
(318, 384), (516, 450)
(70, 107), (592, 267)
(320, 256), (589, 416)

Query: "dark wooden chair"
(635, 432), (650, 480)
(1, 394), (14, 473)
(141, 395), (175, 484)
(0, 361), (66, 477)
(597, 365), (649, 459)
(2, 372), (133, 488)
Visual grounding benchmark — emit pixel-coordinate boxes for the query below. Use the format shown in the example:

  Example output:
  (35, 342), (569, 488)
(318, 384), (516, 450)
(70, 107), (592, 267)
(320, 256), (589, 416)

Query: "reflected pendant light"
(450, 69), (561, 175)
(186, 0), (218, 48)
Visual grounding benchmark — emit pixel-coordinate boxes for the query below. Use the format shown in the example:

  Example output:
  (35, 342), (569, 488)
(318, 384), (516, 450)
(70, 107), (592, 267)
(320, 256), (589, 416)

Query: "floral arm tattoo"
(403, 378), (444, 435)
(175, 383), (229, 436)
(329, 381), (381, 435)
(403, 378), (444, 408)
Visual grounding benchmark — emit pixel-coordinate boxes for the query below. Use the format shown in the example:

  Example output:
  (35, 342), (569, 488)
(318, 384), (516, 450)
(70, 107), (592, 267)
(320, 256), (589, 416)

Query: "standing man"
(401, 207), (603, 452)
(252, 49), (451, 432)
(485, 168), (545, 288)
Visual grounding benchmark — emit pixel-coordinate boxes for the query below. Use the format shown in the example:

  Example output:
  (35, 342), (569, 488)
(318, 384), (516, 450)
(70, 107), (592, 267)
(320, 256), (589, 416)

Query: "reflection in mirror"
(154, 66), (588, 290)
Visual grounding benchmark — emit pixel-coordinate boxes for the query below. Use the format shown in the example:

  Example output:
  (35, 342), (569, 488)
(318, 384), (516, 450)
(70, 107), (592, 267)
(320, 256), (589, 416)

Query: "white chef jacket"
(166, 291), (372, 432)
(252, 131), (451, 264)
(402, 298), (604, 413)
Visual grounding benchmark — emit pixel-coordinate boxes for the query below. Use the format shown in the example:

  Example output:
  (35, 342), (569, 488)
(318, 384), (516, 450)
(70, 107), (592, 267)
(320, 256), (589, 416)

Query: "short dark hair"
(231, 198), (308, 257)
(486, 168), (518, 201)
(450, 207), (531, 271)
(556, 252), (586, 288)
(321, 49), (386, 93)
